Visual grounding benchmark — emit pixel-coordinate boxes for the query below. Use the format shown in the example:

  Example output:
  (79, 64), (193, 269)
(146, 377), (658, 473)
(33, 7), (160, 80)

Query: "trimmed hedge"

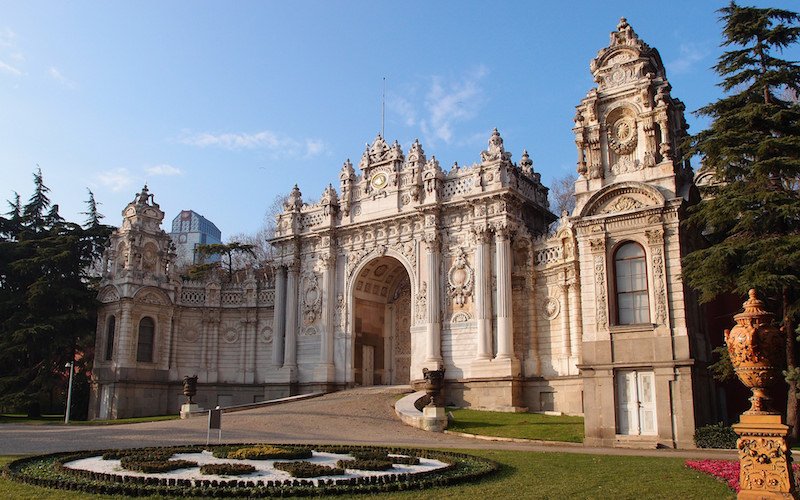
(119, 457), (198, 473)
(4, 444), (500, 497)
(694, 423), (738, 449)
(224, 445), (313, 461)
(200, 463), (257, 476)
(351, 450), (420, 465)
(273, 461), (345, 478)
(337, 458), (394, 471)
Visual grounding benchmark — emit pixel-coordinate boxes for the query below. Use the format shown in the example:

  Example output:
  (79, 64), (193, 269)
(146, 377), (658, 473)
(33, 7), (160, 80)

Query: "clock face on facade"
(371, 172), (388, 190)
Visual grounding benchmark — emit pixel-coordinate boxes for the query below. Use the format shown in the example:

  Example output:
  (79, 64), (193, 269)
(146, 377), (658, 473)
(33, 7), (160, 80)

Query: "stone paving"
(0, 387), (736, 460)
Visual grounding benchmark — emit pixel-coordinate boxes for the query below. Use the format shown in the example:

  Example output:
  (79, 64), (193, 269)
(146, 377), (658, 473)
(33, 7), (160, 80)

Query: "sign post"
(207, 406), (222, 445)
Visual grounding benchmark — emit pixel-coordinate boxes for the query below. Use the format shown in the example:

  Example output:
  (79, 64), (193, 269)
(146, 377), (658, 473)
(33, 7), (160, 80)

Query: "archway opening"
(352, 256), (411, 386)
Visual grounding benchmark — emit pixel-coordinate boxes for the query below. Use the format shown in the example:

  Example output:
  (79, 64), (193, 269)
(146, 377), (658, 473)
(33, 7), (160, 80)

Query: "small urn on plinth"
(180, 375), (200, 419)
(421, 367), (447, 431)
(726, 289), (797, 499)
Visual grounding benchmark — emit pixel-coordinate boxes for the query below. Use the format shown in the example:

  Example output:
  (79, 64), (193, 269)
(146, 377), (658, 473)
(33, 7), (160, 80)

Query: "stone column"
(271, 266), (287, 367)
(494, 226), (514, 360)
(560, 282), (571, 357)
(473, 229), (492, 360)
(316, 255), (336, 381)
(424, 236), (442, 364)
(570, 280), (583, 362)
(283, 261), (299, 370)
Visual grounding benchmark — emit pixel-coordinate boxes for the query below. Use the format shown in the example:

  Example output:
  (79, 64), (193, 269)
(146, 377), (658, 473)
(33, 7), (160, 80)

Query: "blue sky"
(1, 1), (798, 237)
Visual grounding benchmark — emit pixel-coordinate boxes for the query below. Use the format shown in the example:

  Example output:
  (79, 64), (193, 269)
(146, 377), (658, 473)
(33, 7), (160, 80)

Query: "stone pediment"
(579, 181), (665, 217)
(133, 287), (171, 306)
(97, 286), (120, 303)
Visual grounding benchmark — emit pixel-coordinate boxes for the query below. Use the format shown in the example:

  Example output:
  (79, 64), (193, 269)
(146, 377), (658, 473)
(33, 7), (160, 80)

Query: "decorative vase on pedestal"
(726, 289), (796, 499)
(180, 375), (200, 419)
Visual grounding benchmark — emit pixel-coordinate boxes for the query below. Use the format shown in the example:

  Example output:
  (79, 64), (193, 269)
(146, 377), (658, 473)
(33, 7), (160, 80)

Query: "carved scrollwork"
(543, 296), (561, 320)
(447, 249), (474, 307)
(301, 271), (322, 325)
(416, 281), (427, 321)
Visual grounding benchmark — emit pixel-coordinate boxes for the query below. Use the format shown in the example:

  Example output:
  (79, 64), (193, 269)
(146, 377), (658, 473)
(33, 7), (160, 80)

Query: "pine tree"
(0, 171), (112, 417)
(683, 3), (800, 435)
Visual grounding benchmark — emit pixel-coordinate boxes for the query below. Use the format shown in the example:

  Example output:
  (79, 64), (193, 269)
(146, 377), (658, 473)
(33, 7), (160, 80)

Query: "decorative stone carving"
(222, 328), (239, 344)
(607, 115), (637, 155)
(725, 290), (786, 414)
(98, 287), (120, 303)
(594, 255), (608, 330)
(416, 281), (427, 321)
(137, 291), (166, 305)
(602, 196), (644, 213)
(736, 434), (796, 496)
(301, 326), (318, 336)
(260, 327), (273, 344)
(451, 311), (471, 323)
(447, 249), (474, 307)
(651, 247), (668, 325)
(543, 296), (560, 320)
(181, 324), (201, 343)
(301, 272), (322, 325)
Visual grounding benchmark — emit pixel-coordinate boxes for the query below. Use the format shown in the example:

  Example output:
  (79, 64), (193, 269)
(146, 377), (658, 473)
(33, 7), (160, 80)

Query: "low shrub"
(119, 457), (198, 473)
(694, 423), (737, 449)
(102, 449), (174, 461)
(225, 445), (313, 460)
(273, 461), (345, 478)
(337, 458), (394, 471)
(199, 463), (256, 476)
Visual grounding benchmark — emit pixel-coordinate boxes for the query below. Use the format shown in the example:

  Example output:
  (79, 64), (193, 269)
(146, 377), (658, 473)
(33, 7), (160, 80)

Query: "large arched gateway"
(90, 20), (720, 449)
(351, 256), (412, 386)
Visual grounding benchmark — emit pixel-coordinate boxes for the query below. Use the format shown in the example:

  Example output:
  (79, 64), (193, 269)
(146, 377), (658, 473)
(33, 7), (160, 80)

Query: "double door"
(615, 370), (656, 435)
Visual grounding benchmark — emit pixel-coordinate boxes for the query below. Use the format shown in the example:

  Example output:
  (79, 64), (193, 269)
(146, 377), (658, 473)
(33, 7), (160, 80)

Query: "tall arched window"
(105, 316), (116, 361)
(136, 317), (155, 362)
(614, 242), (650, 325)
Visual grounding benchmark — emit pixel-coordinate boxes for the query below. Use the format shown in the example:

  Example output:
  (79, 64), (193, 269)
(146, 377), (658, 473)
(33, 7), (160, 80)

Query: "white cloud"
(0, 28), (16, 48)
(667, 43), (710, 75)
(180, 129), (326, 159)
(97, 168), (135, 192)
(145, 164), (183, 176)
(390, 66), (488, 147)
(304, 139), (326, 158)
(0, 59), (21, 76)
(48, 66), (76, 89)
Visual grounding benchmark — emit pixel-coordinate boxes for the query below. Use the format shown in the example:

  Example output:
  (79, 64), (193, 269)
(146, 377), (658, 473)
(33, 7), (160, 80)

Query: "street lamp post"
(64, 360), (74, 424)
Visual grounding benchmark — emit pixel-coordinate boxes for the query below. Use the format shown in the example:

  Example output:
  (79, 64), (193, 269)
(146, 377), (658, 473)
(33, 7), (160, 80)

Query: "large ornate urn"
(182, 375), (198, 404)
(725, 289), (785, 414)
(422, 368), (445, 408)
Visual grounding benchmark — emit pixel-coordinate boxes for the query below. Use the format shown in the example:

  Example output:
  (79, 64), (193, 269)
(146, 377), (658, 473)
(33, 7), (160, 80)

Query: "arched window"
(136, 317), (155, 362)
(614, 242), (650, 325)
(105, 316), (116, 361)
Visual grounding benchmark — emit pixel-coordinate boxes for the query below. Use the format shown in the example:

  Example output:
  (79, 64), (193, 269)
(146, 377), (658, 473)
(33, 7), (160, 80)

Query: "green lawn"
(0, 451), (734, 499)
(0, 414), (179, 426)
(448, 408), (585, 443)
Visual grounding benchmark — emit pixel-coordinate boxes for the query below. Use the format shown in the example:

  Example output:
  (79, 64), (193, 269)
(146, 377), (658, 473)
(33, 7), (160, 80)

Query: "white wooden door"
(615, 370), (656, 435)
(362, 346), (374, 386)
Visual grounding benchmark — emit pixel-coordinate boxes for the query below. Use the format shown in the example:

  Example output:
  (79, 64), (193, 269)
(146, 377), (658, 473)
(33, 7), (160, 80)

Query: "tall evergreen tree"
(0, 171), (112, 417)
(683, 3), (800, 435)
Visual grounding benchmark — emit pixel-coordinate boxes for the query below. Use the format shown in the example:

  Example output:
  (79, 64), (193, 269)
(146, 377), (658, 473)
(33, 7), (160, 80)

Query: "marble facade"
(89, 19), (717, 449)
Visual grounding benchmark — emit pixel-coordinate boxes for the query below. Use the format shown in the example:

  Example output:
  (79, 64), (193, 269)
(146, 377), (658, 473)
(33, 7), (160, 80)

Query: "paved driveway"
(0, 386), (736, 460)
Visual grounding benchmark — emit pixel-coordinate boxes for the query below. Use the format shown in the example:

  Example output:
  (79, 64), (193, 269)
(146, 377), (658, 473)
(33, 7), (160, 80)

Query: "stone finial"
(285, 184), (303, 212)
(321, 183), (339, 205)
(612, 17), (639, 46)
(407, 138), (426, 165)
(134, 184), (155, 207)
(480, 128), (512, 163)
(358, 144), (370, 171)
(340, 159), (355, 180)
(368, 133), (389, 163)
(388, 140), (404, 161)
(519, 149), (534, 177)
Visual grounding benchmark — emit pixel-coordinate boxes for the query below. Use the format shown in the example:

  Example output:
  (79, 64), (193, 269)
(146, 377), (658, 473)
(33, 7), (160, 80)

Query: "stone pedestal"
(422, 406), (447, 432)
(180, 403), (200, 419)
(733, 414), (797, 499)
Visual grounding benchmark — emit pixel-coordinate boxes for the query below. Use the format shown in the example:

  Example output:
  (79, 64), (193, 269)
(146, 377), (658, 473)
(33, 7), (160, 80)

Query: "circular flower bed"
(4, 444), (499, 497)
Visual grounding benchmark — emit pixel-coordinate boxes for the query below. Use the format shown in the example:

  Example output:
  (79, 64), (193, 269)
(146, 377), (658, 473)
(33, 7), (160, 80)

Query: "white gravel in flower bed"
(64, 450), (449, 485)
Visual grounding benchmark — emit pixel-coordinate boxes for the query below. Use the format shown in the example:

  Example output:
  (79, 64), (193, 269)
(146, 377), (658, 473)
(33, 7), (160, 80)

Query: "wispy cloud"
(97, 168), (135, 192)
(0, 59), (22, 76)
(0, 28), (23, 77)
(667, 43), (710, 75)
(48, 66), (76, 89)
(145, 164), (182, 176)
(388, 66), (488, 147)
(180, 129), (327, 159)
